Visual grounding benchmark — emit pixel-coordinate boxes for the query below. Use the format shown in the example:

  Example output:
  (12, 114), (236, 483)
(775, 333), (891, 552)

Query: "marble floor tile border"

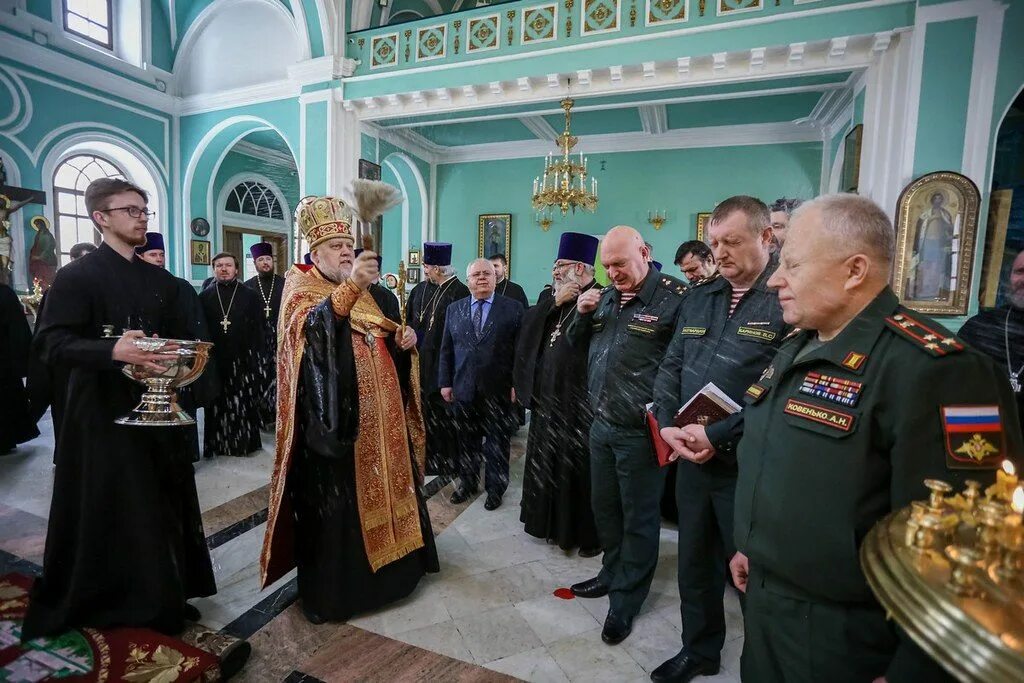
(205, 508), (269, 551)
(201, 484), (271, 538)
(220, 576), (299, 640)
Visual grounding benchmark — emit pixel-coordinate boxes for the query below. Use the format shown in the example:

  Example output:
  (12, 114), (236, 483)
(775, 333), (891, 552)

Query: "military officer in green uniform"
(565, 225), (688, 646)
(651, 196), (792, 683)
(730, 194), (1023, 683)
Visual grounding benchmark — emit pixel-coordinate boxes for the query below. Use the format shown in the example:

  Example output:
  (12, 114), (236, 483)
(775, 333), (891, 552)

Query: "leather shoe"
(570, 576), (609, 598)
(484, 495), (502, 511)
(650, 650), (719, 682)
(600, 611), (632, 645)
(578, 546), (601, 558)
(302, 606), (327, 625)
(450, 487), (475, 504)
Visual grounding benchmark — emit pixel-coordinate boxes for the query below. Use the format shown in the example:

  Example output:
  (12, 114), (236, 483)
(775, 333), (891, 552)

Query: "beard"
(319, 261), (352, 284)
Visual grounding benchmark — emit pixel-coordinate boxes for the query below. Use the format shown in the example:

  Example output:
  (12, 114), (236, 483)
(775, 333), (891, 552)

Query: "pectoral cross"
(549, 324), (562, 347)
(220, 316), (231, 333)
(264, 304), (272, 319)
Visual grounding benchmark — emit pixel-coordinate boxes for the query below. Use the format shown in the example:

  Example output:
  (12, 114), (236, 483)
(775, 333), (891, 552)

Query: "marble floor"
(0, 410), (744, 682)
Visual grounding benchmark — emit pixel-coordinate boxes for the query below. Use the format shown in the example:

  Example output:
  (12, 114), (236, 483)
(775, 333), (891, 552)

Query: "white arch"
(0, 66), (32, 134)
(172, 0), (310, 76)
(181, 115), (298, 272)
(381, 151), (429, 250)
(0, 148), (28, 291)
(40, 132), (169, 239)
(215, 171), (293, 241)
(388, 9), (426, 24)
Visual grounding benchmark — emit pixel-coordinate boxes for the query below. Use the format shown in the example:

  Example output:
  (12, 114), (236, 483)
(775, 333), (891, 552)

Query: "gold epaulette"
(884, 310), (964, 357)
(659, 274), (688, 296)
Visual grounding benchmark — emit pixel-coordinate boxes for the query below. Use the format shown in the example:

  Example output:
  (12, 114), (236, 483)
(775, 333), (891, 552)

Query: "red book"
(645, 403), (674, 467)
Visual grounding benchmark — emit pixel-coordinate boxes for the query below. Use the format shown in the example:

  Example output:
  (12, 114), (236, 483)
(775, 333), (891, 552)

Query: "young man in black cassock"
(515, 232), (601, 554)
(406, 242), (469, 476)
(489, 253), (529, 309)
(201, 252), (265, 457)
(23, 178), (215, 640)
(0, 282), (38, 454)
(244, 242), (285, 429)
(136, 231), (218, 462)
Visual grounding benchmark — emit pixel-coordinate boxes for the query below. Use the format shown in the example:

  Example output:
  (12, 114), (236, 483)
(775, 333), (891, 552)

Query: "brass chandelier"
(531, 97), (598, 216)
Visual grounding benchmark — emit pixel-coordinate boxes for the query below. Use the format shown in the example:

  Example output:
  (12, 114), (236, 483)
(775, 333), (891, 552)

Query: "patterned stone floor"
(0, 410), (743, 682)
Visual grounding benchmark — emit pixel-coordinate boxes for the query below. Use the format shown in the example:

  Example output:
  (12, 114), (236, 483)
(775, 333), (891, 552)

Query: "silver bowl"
(115, 337), (213, 426)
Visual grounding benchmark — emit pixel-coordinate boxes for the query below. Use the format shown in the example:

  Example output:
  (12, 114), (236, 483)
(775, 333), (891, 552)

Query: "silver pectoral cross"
(549, 324), (562, 347)
(264, 304), (272, 319)
(1011, 372), (1021, 393)
(220, 317), (231, 333)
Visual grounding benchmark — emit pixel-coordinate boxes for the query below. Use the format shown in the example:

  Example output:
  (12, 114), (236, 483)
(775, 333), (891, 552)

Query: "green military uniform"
(566, 267), (687, 621)
(653, 264), (790, 667)
(734, 287), (1023, 683)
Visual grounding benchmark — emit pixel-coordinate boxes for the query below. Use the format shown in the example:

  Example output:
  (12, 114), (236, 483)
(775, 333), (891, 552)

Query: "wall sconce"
(648, 209), (668, 230)
(536, 211), (554, 232)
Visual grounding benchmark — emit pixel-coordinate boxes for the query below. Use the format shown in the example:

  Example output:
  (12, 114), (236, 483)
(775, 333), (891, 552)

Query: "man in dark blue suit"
(440, 258), (524, 510)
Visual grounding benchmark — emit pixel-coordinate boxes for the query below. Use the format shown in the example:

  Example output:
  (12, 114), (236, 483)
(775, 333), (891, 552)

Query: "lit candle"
(988, 460), (1019, 502)
(534, 178), (538, 194)
(1014, 486), (1024, 519)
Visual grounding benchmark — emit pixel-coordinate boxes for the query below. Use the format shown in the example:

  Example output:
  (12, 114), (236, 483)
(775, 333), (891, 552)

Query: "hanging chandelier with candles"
(531, 97), (598, 216)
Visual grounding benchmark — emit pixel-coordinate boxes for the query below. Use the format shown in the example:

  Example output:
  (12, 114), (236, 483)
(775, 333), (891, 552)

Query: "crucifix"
(1, 159), (48, 289)
(264, 304), (272, 319)
(220, 317), (232, 333)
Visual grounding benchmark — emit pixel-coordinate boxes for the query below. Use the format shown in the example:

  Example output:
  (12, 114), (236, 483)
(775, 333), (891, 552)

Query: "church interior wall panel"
(911, 17), (976, 179)
(25, 0), (51, 21)
(149, 0), (175, 72)
(435, 141), (820, 299)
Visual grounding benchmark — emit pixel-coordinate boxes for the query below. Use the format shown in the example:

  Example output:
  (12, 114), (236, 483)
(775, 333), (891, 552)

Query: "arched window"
(225, 181), (284, 220)
(53, 154), (126, 265)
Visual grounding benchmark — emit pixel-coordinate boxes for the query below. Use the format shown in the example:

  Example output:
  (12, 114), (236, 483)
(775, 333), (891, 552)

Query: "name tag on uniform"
(680, 327), (706, 337)
(627, 323), (656, 336)
(737, 326), (778, 342)
(799, 372), (863, 407)
(633, 313), (660, 324)
(784, 398), (855, 432)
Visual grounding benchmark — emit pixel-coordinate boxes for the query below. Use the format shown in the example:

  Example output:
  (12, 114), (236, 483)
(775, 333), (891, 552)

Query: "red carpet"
(0, 573), (244, 681)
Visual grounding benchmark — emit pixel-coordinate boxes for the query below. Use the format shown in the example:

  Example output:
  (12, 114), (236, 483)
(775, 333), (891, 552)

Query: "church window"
(225, 181), (284, 220)
(63, 0), (114, 50)
(53, 154), (125, 265)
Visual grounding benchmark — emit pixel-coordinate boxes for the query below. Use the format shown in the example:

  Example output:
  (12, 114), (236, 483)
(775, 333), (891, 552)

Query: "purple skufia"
(556, 232), (599, 265)
(135, 231), (164, 254)
(250, 242), (273, 259)
(422, 242), (453, 266)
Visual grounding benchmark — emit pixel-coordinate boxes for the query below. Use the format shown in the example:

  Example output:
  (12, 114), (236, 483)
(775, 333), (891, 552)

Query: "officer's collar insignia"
(800, 371), (863, 407)
(633, 312), (659, 323)
(885, 312), (964, 357)
(784, 398), (855, 432)
(744, 384), (767, 403)
(841, 351), (867, 371)
(692, 273), (720, 288)
(942, 406), (1004, 469)
(760, 364), (775, 381)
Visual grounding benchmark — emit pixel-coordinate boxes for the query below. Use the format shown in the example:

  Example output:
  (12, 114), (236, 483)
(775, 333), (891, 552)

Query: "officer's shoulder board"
(690, 272), (720, 289)
(658, 274), (688, 297)
(884, 308), (965, 358)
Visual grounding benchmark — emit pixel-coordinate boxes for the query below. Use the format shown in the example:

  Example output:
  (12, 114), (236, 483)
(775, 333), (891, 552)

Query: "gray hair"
(793, 194), (895, 274)
(433, 264), (455, 278)
(466, 257), (494, 277)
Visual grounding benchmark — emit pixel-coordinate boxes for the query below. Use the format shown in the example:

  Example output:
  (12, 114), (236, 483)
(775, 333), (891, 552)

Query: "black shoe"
(570, 576), (609, 598)
(484, 494), (502, 511)
(450, 487), (475, 504)
(601, 611), (632, 645)
(578, 546), (602, 558)
(183, 603), (201, 622)
(302, 607), (327, 625)
(650, 650), (719, 682)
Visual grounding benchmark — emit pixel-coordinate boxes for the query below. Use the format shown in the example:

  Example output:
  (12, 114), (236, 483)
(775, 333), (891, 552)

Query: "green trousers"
(589, 418), (666, 620)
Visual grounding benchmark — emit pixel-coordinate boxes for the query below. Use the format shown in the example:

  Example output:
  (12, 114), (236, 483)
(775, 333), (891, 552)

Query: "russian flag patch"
(941, 406), (1003, 469)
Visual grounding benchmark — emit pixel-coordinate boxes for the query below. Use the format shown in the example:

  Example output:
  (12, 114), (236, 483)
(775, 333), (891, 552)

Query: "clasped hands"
(659, 424), (716, 464)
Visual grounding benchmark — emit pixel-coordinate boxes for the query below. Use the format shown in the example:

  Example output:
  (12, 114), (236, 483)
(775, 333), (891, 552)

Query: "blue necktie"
(474, 299), (485, 339)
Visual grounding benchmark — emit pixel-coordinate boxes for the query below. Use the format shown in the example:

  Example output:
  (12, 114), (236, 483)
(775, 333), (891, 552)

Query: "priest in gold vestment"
(259, 193), (438, 624)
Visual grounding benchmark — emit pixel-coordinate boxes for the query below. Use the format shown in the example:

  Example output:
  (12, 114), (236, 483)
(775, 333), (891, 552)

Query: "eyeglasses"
(552, 261), (576, 271)
(100, 206), (156, 219)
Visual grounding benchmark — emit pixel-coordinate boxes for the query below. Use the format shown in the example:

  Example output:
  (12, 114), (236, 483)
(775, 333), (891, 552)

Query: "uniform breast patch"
(627, 323), (656, 336)
(799, 372), (863, 407)
(737, 326), (777, 342)
(941, 406), (1004, 469)
(680, 327), (707, 337)
(784, 398), (855, 432)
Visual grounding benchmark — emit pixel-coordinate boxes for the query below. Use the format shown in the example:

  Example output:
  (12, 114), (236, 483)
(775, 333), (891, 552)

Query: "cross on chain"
(220, 317), (231, 333)
(264, 304), (272, 319)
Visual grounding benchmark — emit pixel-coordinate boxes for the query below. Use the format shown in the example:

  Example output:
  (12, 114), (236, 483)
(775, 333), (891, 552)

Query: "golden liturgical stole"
(259, 265), (427, 588)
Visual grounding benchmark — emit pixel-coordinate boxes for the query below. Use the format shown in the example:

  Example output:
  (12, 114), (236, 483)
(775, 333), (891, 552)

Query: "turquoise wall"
(151, 2), (174, 72)
(435, 142), (821, 300)
(913, 17), (976, 177)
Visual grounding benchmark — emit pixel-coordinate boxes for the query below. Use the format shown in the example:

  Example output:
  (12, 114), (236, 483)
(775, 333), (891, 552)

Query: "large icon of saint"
(909, 191), (956, 300)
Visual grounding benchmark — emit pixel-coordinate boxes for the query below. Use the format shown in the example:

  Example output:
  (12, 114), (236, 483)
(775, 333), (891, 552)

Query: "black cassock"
(960, 305), (1024, 428)
(244, 272), (285, 427)
(407, 276), (469, 476)
(0, 283), (39, 452)
(175, 277), (218, 462)
(23, 243), (215, 640)
(514, 281), (600, 551)
(496, 278), (529, 309)
(291, 283), (438, 621)
(200, 280), (264, 457)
